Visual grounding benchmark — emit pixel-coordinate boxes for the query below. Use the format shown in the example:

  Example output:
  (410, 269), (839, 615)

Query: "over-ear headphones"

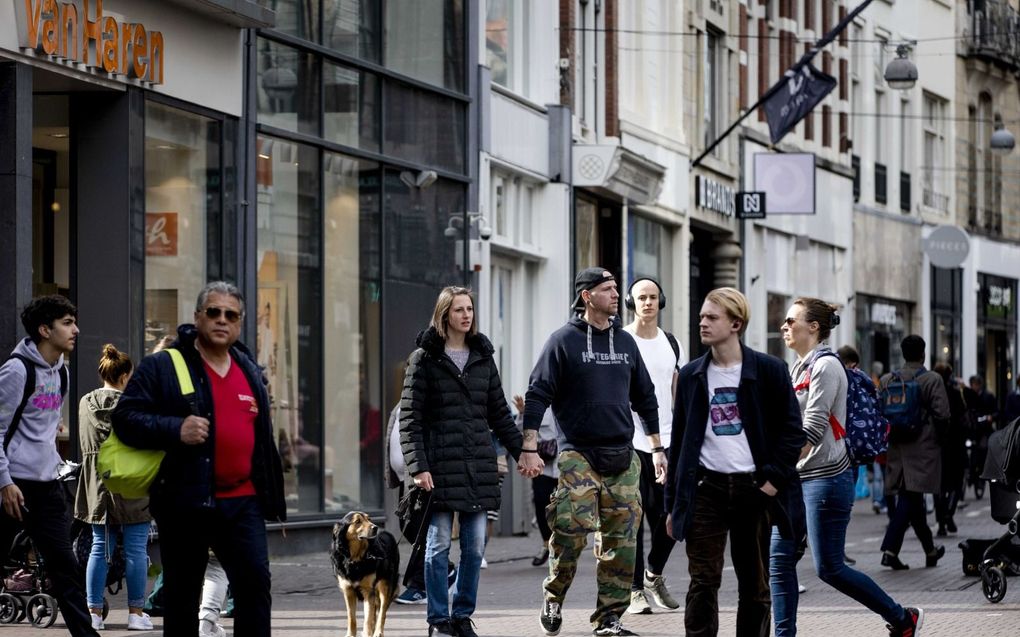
(624, 278), (666, 311)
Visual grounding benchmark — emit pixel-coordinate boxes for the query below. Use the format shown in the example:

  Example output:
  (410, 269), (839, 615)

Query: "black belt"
(697, 466), (759, 484)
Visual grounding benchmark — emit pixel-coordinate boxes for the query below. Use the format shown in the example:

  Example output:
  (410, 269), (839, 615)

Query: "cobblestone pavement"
(14, 497), (1020, 636)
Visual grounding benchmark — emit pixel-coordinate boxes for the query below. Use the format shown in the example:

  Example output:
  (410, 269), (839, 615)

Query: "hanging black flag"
(762, 63), (837, 145)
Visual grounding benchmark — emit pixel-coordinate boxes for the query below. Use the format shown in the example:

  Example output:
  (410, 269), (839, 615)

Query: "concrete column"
(0, 63), (33, 353)
(712, 240), (743, 288)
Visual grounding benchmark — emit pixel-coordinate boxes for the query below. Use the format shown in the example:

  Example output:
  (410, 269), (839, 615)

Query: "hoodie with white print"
(0, 338), (67, 488)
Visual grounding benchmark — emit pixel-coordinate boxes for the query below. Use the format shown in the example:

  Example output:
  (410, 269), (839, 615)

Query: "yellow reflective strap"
(165, 348), (195, 396)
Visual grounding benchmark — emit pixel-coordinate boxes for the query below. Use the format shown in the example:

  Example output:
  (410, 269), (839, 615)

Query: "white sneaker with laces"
(127, 612), (153, 630)
(90, 613), (105, 630)
(199, 618), (228, 637)
(626, 590), (651, 615)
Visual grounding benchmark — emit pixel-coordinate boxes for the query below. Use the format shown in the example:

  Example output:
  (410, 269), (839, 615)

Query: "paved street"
(14, 497), (1020, 636)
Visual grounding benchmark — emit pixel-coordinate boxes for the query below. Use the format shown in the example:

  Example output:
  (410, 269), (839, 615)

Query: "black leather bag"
(537, 438), (558, 462)
(579, 445), (634, 476)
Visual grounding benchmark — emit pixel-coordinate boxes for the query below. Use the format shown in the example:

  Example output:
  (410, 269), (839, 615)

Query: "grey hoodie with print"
(0, 338), (67, 488)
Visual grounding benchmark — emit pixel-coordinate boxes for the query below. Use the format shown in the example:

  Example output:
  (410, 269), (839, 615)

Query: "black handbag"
(579, 445), (634, 476)
(537, 438), (558, 462)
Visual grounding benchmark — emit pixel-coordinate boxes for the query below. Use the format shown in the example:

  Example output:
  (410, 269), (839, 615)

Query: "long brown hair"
(430, 286), (477, 340)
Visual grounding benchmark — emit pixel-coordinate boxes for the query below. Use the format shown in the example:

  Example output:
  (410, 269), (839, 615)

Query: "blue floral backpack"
(807, 351), (890, 465)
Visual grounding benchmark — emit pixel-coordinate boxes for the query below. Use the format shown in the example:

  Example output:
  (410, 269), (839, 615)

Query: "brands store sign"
(14, 0), (165, 84)
(696, 175), (734, 216)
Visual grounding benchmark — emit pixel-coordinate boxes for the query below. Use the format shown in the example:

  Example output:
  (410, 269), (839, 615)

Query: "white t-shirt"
(624, 326), (683, 452)
(698, 361), (756, 473)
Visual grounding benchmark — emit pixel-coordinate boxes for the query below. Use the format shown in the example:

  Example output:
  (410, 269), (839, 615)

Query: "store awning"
(165, 0), (275, 28)
(572, 144), (666, 205)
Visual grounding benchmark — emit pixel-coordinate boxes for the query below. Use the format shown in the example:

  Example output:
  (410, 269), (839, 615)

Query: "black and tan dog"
(330, 511), (400, 637)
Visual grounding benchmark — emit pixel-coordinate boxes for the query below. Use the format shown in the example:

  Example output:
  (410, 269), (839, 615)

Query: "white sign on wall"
(753, 153), (816, 215)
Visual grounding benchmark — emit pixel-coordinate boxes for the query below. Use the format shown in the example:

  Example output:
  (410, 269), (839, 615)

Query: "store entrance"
(31, 94), (71, 298)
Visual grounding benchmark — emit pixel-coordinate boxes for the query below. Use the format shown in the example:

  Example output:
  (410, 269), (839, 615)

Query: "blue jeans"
(771, 469), (907, 635)
(425, 510), (486, 625)
(86, 522), (150, 609)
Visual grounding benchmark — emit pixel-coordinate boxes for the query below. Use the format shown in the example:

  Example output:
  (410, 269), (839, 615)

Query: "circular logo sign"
(923, 225), (970, 268)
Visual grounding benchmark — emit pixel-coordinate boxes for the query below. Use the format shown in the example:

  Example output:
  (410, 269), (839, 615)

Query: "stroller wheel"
(982, 566), (1007, 603)
(26, 593), (57, 628)
(0, 593), (21, 624)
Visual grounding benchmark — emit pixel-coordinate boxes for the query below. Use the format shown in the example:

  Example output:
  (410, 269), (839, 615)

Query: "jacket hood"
(13, 338), (64, 370)
(415, 326), (495, 358)
(82, 388), (122, 418)
(567, 315), (623, 362)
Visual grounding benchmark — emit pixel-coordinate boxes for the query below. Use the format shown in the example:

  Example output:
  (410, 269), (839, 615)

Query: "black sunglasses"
(203, 307), (242, 323)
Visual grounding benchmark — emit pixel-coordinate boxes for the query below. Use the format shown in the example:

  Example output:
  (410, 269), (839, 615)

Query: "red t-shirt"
(204, 359), (257, 498)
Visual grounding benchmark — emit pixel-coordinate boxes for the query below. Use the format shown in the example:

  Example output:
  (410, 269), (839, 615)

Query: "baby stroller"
(976, 417), (1020, 603)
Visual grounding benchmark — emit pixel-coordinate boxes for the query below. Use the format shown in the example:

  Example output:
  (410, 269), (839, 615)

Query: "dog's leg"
(363, 582), (379, 637)
(340, 579), (359, 637)
(374, 580), (393, 637)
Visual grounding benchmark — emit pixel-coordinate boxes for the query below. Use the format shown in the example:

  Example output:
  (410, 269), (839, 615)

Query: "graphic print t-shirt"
(698, 362), (756, 473)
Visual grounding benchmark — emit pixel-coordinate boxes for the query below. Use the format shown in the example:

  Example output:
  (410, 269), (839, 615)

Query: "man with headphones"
(622, 278), (685, 615)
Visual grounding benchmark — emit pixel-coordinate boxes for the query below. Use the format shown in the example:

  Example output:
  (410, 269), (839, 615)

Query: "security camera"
(478, 224), (493, 240)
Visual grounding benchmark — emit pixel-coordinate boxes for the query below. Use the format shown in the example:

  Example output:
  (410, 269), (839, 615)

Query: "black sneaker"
(452, 617), (478, 637)
(592, 615), (637, 636)
(540, 599), (562, 636)
(886, 606), (924, 636)
(925, 545), (945, 568)
(429, 620), (457, 637)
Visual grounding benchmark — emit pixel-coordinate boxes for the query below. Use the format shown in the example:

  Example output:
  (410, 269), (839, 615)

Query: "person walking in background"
(75, 344), (153, 631)
(968, 375), (998, 499)
(879, 335), (950, 573)
(0, 295), (99, 637)
(932, 363), (969, 538)
(113, 281), (286, 637)
(524, 267), (664, 637)
(1005, 376), (1020, 427)
(666, 288), (804, 637)
(512, 395), (559, 568)
(775, 298), (923, 636)
(622, 278), (684, 615)
(400, 286), (531, 637)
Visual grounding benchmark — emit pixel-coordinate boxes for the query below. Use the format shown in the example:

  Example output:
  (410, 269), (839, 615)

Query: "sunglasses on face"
(202, 307), (243, 323)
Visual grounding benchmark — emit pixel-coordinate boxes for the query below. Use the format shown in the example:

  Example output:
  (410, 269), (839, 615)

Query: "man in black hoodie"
(524, 267), (663, 637)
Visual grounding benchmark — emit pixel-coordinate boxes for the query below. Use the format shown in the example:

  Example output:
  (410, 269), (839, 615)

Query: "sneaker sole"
(540, 619), (561, 637)
(626, 605), (652, 615)
(914, 608), (925, 635)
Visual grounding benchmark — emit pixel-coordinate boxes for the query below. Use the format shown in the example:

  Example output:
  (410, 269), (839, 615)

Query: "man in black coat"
(113, 281), (285, 637)
(665, 288), (804, 637)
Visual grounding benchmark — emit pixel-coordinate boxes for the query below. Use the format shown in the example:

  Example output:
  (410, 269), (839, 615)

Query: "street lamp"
(990, 114), (1016, 156)
(884, 44), (918, 90)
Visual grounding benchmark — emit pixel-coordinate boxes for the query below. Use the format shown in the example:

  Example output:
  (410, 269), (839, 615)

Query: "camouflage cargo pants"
(543, 450), (642, 625)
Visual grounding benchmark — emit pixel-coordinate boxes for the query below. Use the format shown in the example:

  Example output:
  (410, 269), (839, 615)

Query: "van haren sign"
(923, 225), (970, 269)
(14, 0), (165, 85)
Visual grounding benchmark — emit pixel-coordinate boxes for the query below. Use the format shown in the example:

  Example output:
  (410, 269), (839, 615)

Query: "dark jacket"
(1005, 390), (1020, 429)
(399, 327), (523, 513)
(665, 344), (806, 543)
(522, 315), (659, 448)
(111, 325), (286, 522)
(881, 363), (949, 494)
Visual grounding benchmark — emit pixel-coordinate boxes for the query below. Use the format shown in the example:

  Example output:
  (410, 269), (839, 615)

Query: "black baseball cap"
(572, 267), (616, 311)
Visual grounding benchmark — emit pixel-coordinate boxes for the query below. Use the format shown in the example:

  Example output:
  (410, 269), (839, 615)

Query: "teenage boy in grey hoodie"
(0, 295), (99, 637)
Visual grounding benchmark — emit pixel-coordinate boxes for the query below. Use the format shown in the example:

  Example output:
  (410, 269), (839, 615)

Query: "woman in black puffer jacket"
(400, 286), (524, 637)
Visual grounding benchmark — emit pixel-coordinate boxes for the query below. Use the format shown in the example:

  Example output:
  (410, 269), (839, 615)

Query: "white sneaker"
(199, 619), (228, 637)
(127, 612), (153, 631)
(626, 590), (651, 615)
(798, 584), (807, 594)
(90, 613), (105, 630)
(480, 557), (488, 569)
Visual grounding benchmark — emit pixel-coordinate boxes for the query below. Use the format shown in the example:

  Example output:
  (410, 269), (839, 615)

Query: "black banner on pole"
(762, 64), (837, 145)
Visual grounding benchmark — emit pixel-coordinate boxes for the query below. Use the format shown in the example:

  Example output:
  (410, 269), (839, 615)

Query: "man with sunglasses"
(114, 281), (286, 637)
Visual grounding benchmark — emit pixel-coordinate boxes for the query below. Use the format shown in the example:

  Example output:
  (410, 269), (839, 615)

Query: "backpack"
(3, 354), (69, 451)
(664, 332), (682, 371)
(880, 367), (926, 443)
(802, 351), (889, 465)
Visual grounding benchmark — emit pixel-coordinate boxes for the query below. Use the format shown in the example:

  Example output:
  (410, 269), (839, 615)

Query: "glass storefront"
(977, 273), (1017, 412)
(254, 5), (468, 517)
(627, 214), (674, 330)
(931, 266), (963, 373)
(144, 102), (222, 351)
(854, 294), (912, 377)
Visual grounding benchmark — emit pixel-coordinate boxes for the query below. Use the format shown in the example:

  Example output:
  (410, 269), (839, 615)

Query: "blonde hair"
(430, 286), (477, 340)
(705, 287), (751, 336)
(98, 344), (133, 385)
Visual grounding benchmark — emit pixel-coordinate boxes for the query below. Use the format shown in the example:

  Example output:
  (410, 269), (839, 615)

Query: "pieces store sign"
(14, 0), (165, 85)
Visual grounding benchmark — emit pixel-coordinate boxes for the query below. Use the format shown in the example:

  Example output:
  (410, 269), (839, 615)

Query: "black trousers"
(532, 474), (558, 543)
(632, 449), (676, 589)
(880, 490), (935, 555)
(153, 496), (271, 637)
(684, 471), (771, 637)
(0, 479), (99, 637)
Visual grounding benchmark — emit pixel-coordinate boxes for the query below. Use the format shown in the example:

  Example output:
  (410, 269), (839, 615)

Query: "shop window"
(259, 0), (320, 42)
(383, 81), (466, 174)
(257, 38), (320, 136)
(324, 61), (380, 151)
(767, 293), (789, 363)
(326, 0), (381, 60)
(628, 215), (673, 329)
(384, 0), (465, 92)
(323, 153), (383, 511)
(490, 171), (536, 248)
(575, 197), (599, 274)
(255, 135), (324, 515)
(144, 102), (221, 352)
